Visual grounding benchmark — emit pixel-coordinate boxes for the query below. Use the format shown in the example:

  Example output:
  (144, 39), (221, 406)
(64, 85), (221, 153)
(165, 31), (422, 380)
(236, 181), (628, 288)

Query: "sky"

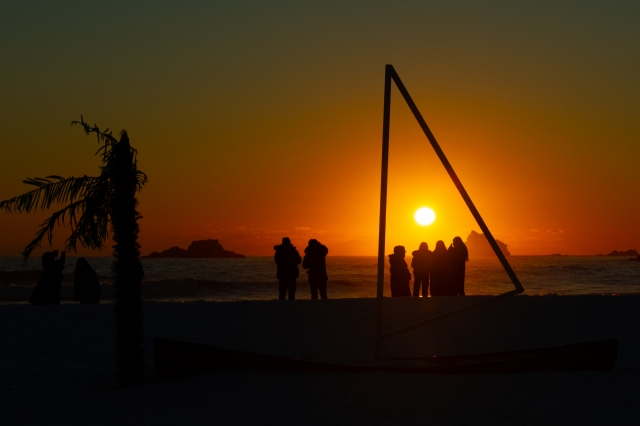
(0, 0), (639, 257)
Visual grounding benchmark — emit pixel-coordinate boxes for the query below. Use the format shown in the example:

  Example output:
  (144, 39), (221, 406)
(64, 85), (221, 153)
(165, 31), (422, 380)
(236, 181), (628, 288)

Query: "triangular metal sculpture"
(375, 65), (525, 360)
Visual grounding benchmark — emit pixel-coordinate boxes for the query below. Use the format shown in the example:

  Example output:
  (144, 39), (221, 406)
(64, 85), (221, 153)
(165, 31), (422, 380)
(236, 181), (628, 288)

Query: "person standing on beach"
(429, 241), (453, 296)
(274, 237), (302, 300)
(388, 245), (412, 297)
(448, 236), (469, 296)
(29, 250), (66, 305)
(73, 258), (101, 304)
(302, 239), (329, 299)
(411, 242), (433, 297)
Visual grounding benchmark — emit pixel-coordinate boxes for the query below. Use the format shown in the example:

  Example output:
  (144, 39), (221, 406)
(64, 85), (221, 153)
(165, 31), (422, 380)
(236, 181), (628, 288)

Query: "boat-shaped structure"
(154, 337), (617, 380)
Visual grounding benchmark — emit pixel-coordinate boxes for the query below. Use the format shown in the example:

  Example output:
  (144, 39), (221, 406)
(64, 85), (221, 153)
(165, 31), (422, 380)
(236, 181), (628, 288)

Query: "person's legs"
(278, 280), (287, 300)
(318, 280), (327, 299)
(413, 275), (422, 297)
(423, 273), (430, 297)
(454, 272), (465, 296)
(310, 280), (319, 299)
(287, 279), (296, 300)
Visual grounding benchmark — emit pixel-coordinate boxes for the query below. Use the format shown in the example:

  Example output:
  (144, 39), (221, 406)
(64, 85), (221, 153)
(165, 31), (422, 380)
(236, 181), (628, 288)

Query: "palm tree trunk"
(112, 131), (145, 387)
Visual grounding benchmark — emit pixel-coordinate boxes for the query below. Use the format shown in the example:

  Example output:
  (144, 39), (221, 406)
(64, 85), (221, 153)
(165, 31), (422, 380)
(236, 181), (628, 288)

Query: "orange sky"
(1, 1), (639, 258)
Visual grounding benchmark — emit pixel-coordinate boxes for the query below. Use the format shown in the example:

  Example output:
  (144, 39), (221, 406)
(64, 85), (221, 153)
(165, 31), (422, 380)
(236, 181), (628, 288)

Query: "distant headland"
(464, 230), (511, 257)
(606, 249), (638, 257)
(144, 239), (245, 259)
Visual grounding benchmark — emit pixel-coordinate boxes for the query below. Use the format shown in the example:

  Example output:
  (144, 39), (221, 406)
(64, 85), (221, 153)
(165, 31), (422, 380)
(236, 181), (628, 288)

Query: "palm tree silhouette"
(0, 116), (148, 387)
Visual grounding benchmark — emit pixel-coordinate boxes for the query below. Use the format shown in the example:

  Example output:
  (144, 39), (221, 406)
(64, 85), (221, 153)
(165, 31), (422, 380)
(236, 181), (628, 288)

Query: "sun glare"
(414, 207), (436, 226)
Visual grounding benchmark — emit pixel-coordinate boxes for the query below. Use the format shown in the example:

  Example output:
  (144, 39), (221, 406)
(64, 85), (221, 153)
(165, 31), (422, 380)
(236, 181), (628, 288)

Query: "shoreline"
(2, 291), (640, 305)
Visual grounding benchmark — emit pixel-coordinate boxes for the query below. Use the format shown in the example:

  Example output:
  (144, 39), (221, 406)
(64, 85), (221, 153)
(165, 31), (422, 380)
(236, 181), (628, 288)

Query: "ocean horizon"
(1, 255), (638, 302)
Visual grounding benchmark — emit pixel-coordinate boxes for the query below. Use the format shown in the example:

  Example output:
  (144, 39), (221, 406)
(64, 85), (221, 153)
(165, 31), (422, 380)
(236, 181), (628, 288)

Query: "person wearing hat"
(388, 245), (412, 297)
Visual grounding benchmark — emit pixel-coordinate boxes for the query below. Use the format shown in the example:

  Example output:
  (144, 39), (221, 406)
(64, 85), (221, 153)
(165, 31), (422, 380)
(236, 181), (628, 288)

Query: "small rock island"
(606, 249), (639, 257)
(144, 239), (245, 259)
(464, 230), (511, 257)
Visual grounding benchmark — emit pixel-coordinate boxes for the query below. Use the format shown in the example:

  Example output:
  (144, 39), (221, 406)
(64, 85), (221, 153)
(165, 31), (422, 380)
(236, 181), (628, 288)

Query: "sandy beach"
(1, 295), (638, 425)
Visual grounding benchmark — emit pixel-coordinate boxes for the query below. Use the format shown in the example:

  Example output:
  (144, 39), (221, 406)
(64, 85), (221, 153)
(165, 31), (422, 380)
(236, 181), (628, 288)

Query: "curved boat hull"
(154, 337), (618, 380)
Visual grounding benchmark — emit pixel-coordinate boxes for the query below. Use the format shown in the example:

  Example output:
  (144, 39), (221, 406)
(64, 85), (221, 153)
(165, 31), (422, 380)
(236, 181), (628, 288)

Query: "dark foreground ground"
(1, 296), (639, 425)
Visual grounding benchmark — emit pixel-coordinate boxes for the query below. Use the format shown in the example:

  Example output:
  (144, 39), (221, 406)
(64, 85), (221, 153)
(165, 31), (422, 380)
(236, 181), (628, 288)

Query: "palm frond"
(67, 175), (113, 251)
(135, 169), (148, 191)
(0, 176), (98, 214)
(72, 115), (119, 164)
(21, 200), (86, 259)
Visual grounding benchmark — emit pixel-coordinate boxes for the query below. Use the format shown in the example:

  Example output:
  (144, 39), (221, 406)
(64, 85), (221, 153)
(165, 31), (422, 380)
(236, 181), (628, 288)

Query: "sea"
(1, 255), (639, 302)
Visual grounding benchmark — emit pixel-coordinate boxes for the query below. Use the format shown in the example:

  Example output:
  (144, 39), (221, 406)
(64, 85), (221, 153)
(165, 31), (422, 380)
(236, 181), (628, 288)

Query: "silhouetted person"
(302, 239), (329, 299)
(430, 241), (453, 296)
(389, 245), (412, 297)
(73, 257), (101, 304)
(448, 236), (468, 296)
(29, 250), (65, 305)
(274, 237), (301, 300)
(411, 242), (433, 297)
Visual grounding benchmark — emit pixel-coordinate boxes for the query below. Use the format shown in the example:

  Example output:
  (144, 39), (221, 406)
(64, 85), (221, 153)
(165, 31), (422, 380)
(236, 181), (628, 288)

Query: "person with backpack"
(302, 239), (329, 299)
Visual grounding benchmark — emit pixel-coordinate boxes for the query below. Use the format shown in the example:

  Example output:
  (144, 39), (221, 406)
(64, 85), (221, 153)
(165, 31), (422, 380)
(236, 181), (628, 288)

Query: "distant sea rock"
(464, 230), (511, 257)
(606, 249), (638, 257)
(627, 255), (640, 262)
(145, 239), (245, 259)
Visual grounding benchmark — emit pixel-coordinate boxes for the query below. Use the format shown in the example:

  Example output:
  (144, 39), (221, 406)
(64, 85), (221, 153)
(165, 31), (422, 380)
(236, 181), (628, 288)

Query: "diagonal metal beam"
(388, 66), (524, 293)
(374, 64), (525, 355)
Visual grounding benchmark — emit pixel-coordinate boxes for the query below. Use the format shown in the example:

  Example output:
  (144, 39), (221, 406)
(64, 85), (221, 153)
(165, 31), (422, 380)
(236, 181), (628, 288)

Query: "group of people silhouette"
(389, 236), (468, 297)
(29, 250), (101, 305)
(274, 235), (468, 300)
(274, 237), (329, 300)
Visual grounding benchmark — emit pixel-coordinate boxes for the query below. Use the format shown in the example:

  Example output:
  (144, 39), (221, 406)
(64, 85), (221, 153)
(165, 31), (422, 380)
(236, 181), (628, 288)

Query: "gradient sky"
(1, 1), (639, 257)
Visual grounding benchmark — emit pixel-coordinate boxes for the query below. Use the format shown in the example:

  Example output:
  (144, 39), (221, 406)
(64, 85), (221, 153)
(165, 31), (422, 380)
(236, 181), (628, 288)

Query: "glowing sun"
(414, 207), (436, 226)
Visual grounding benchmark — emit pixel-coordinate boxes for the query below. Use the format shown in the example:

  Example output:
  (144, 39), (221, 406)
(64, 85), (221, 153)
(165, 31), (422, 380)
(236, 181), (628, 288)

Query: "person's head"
(42, 251), (55, 268)
(393, 245), (406, 257)
(308, 239), (318, 246)
(435, 240), (446, 251)
(76, 257), (87, 269)
(452, 236), (468, 261)
(282, 237), (291, 245)
(419, 242), (429, 251)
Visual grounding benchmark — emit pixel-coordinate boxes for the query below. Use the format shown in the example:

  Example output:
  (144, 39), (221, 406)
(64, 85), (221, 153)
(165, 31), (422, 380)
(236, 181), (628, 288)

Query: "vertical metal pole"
(375, 65), (393, 360)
